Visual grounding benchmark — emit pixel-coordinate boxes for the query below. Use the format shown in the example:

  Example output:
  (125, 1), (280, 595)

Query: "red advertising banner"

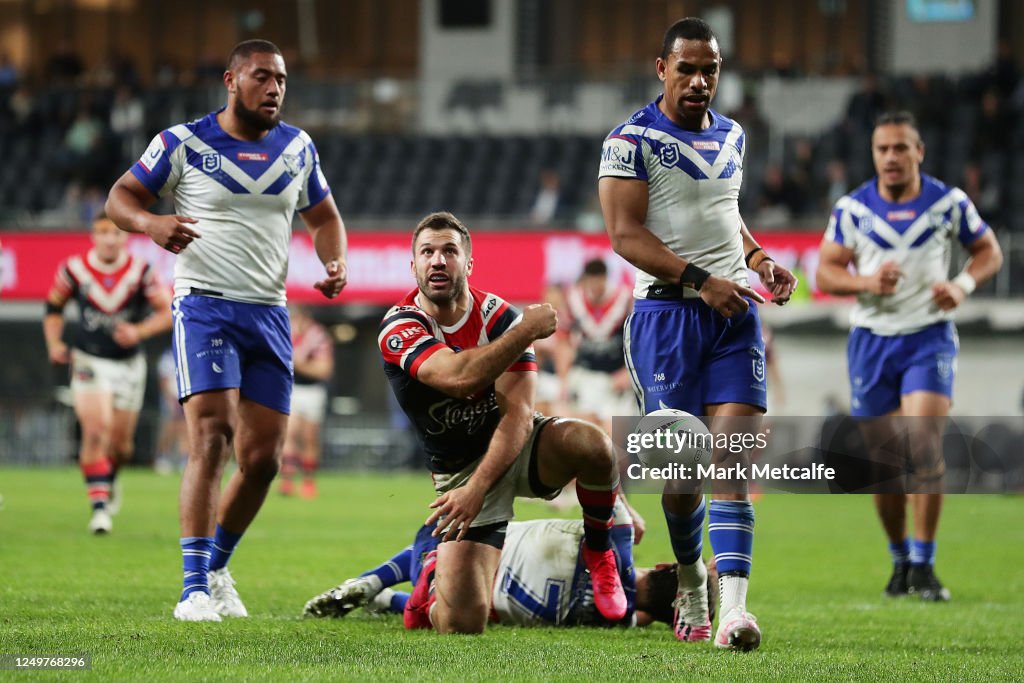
(0, 230), (825, 304)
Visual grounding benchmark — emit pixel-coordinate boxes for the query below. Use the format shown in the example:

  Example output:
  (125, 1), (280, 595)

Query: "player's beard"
(417, 269), (468, 306)
(234, 99), (280, 132)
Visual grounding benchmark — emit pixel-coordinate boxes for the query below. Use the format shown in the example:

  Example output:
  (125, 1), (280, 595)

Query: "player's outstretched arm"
(600, 177), (763, 318)
(427, 372), (536, 541)
(105, 172), (200, 253)
(931, 230), (1003, 311)
(301, 195), (348, 299)
(415, 304), (557, 400)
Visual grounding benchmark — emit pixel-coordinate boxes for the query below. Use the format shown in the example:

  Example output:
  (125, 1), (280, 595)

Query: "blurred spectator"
(986, 40), (1020, 100)
(110, 86), (145, 159)
(530, 169), (562, 226)
(153, 57), (180, 87)
(728, 93), (769, 160)
(787, 138), (816, 217)
(899, 75), (947, 131)
(972, 89), (1009, 163)
(757, 162), (802, 227)
(824, 159), (848, 212)
(844, 73), (888, 133)
(0, 52), (18, 90)
(46, 41), (84, 84)
(962, 162), (1000, 225)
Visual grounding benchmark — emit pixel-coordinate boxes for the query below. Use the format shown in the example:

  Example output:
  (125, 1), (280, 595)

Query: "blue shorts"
(847, 322), (958, 417)
(624, 298), (767, 416)
(171, 295), (293, 414)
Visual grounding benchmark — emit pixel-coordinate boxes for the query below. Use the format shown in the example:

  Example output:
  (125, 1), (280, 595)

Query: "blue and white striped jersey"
(825, 174), (988, 335)
(599, 98), (748, 299)
(131, 109), (330, 305)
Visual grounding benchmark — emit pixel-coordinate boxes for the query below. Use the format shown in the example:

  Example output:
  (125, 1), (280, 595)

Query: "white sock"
(362, 575), (384, 593)
(676, 557), (707, 592)
(719, 574), (749, 616)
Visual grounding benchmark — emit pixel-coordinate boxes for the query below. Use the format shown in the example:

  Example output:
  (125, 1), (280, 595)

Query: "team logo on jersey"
(936, 354), (954, 380)
(386, 334), (403, 352)
(201, 152), (221, 174)
(283, 150), (306, 177)
(658, 143), (680, 168)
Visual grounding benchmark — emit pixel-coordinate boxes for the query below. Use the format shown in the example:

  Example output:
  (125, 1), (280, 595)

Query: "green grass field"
(1, 467), (1022, 681)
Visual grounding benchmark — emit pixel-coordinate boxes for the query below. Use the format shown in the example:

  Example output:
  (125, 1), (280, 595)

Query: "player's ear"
(223, 69), (235, 93)
(655, 57), (667, 82)
(466, 256), (474, 277)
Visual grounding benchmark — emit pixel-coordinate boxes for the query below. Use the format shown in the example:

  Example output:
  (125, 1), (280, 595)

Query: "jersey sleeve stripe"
(405, 341), (445, 377)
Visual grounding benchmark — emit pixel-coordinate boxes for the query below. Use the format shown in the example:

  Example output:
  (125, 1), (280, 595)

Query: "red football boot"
(581, 545), (627, 621)
(403, 550), (438, 630)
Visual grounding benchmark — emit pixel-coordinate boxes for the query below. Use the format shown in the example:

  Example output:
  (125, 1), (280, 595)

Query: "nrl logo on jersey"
(658, 142), (681, 168)
(201, 152), (221, 173)
(283, 149), (306, 177)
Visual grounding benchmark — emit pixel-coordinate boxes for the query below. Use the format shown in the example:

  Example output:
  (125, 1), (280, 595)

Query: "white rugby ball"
(632, 408), (713, 468)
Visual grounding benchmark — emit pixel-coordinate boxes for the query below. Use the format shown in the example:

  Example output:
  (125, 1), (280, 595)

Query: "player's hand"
(112, 321), (142, 348)
(521, 303), (558, 340)
(865, 260), (902, 296)
(314, 259), (347, 299)
(47, 341), (70, 365)
(699, 275), (765, 318)
(756, 260), (799, 305)
(631, 508), (646, 545)
(142, 214), (200, 254)
(931, 281), (967, 311)
(427, 483), (487, 542)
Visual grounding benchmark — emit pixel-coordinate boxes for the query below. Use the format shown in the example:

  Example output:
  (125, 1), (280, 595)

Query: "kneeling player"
(378, 212), (626, 633)
(305, 500), (718, 628)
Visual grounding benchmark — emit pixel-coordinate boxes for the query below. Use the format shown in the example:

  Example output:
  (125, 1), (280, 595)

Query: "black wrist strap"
(745, 247), (763, 266)
(679, 263), (711, 292)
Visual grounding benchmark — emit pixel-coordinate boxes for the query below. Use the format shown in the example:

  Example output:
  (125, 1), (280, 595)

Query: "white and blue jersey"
(599, 99), (748, 298)
(825, 174), (988, 335)
(131, 109), (330, 306)
(601, 99), (766, 415)
(826, 174), (985, 415)
(133, 110), (328, 411)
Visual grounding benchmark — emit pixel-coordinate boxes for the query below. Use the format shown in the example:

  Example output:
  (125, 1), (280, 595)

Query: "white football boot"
(208, 567), (249, 617)
(173, 591), (223, 622)
(88, 508), (113, 535)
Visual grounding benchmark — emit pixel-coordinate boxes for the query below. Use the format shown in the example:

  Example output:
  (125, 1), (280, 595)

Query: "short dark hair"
(661, 17), (719, 60)
(874, 110), (919, 131)
(581, 258), (608, 278)
(92, 208), (109, 223)
(412, 211), (472, 255)
(227, 39), (283, 71)
(642, 564), (679, 625)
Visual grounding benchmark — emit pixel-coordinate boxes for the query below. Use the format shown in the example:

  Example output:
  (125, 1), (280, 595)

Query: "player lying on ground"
(304, 500), (717, 629)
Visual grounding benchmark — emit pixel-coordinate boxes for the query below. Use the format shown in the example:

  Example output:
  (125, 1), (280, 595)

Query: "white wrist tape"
(952, 272), (977, 296)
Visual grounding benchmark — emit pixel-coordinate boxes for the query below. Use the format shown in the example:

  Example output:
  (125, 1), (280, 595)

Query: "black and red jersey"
(564, 282), (632, 373)
(292, 319), (332, 385)
(48, 250), (163, 359)
(379, 286), (537, 474)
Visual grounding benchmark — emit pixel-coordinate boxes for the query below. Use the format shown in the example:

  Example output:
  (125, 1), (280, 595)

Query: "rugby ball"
(632, 408), (713, 468)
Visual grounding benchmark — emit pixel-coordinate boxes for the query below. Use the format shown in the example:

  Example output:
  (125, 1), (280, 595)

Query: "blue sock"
(360, 546), (414, 587)
(910, 539), (935, 566)
(209, 524), (243, 572)
(390, 591), (410, 613)
(889, 538), (911, 565)
(663, 497), (706, 565)
(708, 500), (755, 576)
(181, 536), (213, 600)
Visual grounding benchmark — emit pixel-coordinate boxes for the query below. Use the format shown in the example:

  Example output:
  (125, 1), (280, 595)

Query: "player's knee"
(563, 420), (616, 471)
(191, 415), (234, 460)
(80, 423), (111, 453)
(237, 451), (280, 485)
(438, 602), (489, 634)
